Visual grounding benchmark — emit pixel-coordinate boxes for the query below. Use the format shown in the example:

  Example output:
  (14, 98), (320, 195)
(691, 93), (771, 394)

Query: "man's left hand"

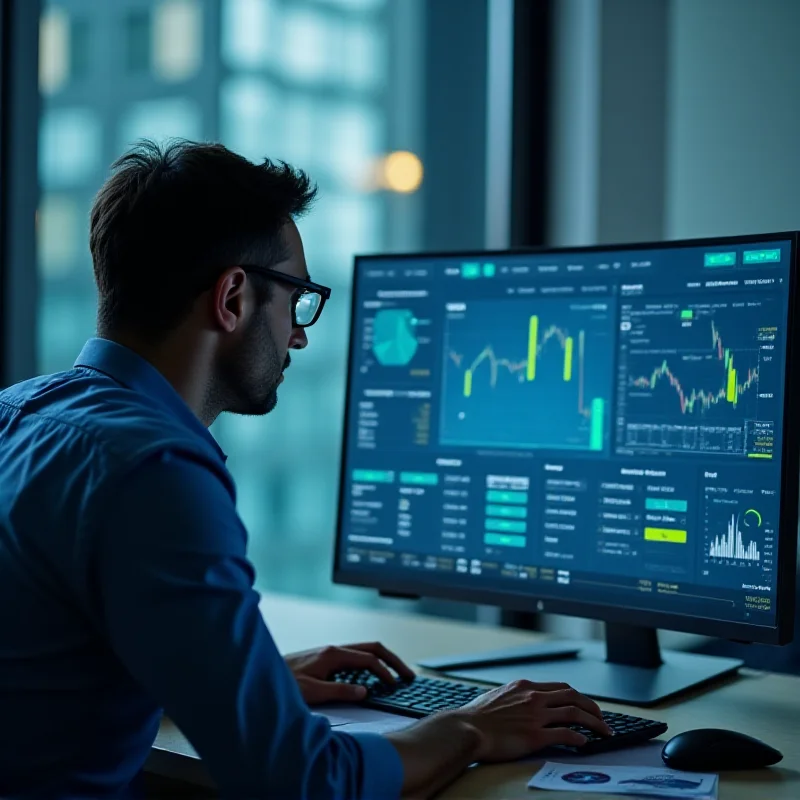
(285, 641), (416, 705)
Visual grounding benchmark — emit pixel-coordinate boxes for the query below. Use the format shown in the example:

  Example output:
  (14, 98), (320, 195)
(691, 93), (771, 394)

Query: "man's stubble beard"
(213, 308), (284, 417)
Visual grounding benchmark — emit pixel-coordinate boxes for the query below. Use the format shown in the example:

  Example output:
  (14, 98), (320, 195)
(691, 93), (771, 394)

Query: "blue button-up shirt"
(0, 338), (403, 799)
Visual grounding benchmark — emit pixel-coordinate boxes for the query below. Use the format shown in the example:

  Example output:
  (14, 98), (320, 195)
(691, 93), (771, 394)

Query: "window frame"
(0, 0), (40, 387)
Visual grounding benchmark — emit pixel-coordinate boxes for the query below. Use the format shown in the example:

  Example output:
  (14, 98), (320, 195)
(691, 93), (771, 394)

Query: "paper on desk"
(529, 762), (718, 799)
(313, 713), (351, 727)
(314, 704), (417, 735)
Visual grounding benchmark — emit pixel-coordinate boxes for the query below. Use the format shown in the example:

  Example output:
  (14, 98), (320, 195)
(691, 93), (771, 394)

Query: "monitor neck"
(605, 622), (663, 669)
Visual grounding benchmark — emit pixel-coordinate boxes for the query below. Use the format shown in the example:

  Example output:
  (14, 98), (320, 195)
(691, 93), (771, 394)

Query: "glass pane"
(124, 9), (151, 73)
(40, 10), (92, 93)
(324, 103), (383, 185)
(321, 192), (383, 267)
(153, 0), (203, 82)
(280, 6), (331, 83)
(39, 7), (69, 94)
(221, 0), (278, 69)
(118, 97), (203, 153)
(37, 291), (98, 376)
(219, 77), (282, 161)
(70, 18), (92, 80)
(280, 96), (318, 166)
(340, 20), (386, 90)
(39, 107), (102, 188)
(38, 195), (83, 278)
(315, 0), (386, 10)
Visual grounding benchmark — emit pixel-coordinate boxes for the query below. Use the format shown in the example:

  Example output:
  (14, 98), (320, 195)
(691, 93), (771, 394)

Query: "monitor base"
(417, 640), (581, 671)
(439, 644), (741, 706)
(428, 624), (744, 706)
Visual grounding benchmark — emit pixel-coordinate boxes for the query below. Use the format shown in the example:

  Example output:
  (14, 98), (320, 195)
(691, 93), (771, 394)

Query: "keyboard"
(332, 669), (668, 755)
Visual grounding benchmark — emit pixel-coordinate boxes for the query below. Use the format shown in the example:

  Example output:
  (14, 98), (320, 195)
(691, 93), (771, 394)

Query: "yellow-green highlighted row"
(644, 527), (687, 544)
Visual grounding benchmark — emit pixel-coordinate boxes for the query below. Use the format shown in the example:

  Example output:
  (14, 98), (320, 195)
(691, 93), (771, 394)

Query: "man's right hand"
(457, 679), (612, 762)
(386, 679), (611, 799)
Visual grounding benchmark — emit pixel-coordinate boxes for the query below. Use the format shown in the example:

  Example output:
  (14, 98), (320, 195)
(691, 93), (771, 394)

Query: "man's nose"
(289, 327), (308, 350)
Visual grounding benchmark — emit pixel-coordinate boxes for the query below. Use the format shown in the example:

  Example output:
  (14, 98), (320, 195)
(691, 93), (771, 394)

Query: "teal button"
(704, 252), (736, 267)
(352, 470), (394, 483)
(743, 249), (781, 265)
(486, 504), (528, 519)
(399, 472), (438, 486)
(484, 533), (527, 548)
(461, 262), (481, 278)
(486, 490), (528, 504)
(482, 263), (496, 277)
(645, 498), (688, 512)
(486, 518), (527, 534)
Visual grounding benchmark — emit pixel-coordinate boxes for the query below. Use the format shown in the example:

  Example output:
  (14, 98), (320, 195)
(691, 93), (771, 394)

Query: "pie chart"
(372, 309), (419, 366)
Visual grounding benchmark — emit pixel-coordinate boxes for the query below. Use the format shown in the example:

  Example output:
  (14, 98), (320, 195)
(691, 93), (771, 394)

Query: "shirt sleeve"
(91, 449), (404, 799)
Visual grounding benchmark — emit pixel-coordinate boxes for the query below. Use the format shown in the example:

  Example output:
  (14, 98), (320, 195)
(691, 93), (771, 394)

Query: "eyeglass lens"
(295, 291), (321, 325)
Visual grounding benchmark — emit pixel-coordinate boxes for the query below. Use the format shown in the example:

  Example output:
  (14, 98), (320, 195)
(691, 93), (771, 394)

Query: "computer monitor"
(333, 232), (799, 706)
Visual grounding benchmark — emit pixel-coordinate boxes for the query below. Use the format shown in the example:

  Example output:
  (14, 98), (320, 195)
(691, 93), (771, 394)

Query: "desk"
(148, 593), (800, 798)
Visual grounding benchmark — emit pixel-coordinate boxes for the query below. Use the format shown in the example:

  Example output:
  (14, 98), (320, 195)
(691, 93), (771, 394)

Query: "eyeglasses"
(240, 266), (331, 328)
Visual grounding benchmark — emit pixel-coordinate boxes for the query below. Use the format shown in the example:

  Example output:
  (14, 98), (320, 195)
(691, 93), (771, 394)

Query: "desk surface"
(152, 593), (800, 799)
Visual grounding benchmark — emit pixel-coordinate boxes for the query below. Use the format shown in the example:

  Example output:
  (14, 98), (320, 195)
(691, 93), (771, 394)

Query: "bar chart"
(708, 512), (761, 561)
(702, 483), (775, 586)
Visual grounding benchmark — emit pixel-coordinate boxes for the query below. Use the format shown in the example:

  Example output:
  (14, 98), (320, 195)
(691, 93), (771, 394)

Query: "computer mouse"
(661, 728), (783, 772)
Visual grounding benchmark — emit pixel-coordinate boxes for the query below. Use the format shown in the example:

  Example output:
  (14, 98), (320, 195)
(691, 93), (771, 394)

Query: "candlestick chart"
(617, 301), (778, 457)
(439, 299), (615, 451)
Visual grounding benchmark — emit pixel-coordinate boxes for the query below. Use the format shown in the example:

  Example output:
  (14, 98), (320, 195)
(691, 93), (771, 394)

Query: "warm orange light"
(380, 150), (423, 193)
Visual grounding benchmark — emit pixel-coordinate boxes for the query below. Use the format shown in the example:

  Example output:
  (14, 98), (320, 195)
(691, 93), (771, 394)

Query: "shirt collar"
(73, 337), (227, 461)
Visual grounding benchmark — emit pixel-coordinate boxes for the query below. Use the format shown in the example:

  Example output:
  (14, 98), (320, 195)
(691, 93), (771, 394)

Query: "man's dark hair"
(89, 138), (317, 339)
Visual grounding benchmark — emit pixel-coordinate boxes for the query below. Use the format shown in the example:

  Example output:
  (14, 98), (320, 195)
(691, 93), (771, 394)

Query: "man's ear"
(211, 267), (247, 333)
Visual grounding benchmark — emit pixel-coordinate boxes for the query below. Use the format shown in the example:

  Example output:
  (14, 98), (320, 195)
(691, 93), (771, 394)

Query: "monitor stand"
(426, 623), (744, 707)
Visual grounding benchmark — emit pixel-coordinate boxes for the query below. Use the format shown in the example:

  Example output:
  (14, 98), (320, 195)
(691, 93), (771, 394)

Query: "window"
(37, 0), (424, 604)
(219, 77), (282, 161)
(38, 195), (82, 278)
(39, 9), (92, 95)
(124, 9), (151, 73)
(118, 98), (203, 153)
(39, 7), (69, 94)
(339, 20), (385, 89)
(39, 107), (103, 188)
(153, 0), (203, 82)
(221, 0), (278, 69)
(280, 6), (332, 83)
(70, 18), (92, 80)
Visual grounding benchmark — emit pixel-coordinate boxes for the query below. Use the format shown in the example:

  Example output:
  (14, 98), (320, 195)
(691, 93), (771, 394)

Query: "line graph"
(630, 321), (760, 415)
(452, 324), (588, 405)
(617, 301), (778, 456)
(440, 299), (614, 451)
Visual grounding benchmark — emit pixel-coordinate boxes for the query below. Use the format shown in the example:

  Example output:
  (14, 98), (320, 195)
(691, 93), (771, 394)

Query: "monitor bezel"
(333, 231), (799, 646)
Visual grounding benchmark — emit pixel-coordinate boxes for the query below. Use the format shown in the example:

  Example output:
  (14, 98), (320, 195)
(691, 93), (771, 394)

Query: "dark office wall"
(421, 0), (488, 252)
(547, 0), (669, 248)
(0, 0), (39, 386)
(510, 0), (551, 247)
(596, 0), (668, 244)
(667, 0), (800, 237)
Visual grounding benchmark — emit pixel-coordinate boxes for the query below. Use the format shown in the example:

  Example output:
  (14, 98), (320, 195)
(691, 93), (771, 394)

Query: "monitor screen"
(334, 234), (799, 643)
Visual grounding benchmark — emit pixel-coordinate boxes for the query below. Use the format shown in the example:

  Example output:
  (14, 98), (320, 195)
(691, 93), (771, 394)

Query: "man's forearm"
(385, 711), (481, 799)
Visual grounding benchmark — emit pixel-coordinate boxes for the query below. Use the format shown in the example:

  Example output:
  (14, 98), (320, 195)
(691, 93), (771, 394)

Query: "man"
(0, 140), (609, 799)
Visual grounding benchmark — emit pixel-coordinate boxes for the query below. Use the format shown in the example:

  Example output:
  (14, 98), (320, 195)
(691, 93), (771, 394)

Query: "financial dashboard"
(335, 238), (794, 629)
